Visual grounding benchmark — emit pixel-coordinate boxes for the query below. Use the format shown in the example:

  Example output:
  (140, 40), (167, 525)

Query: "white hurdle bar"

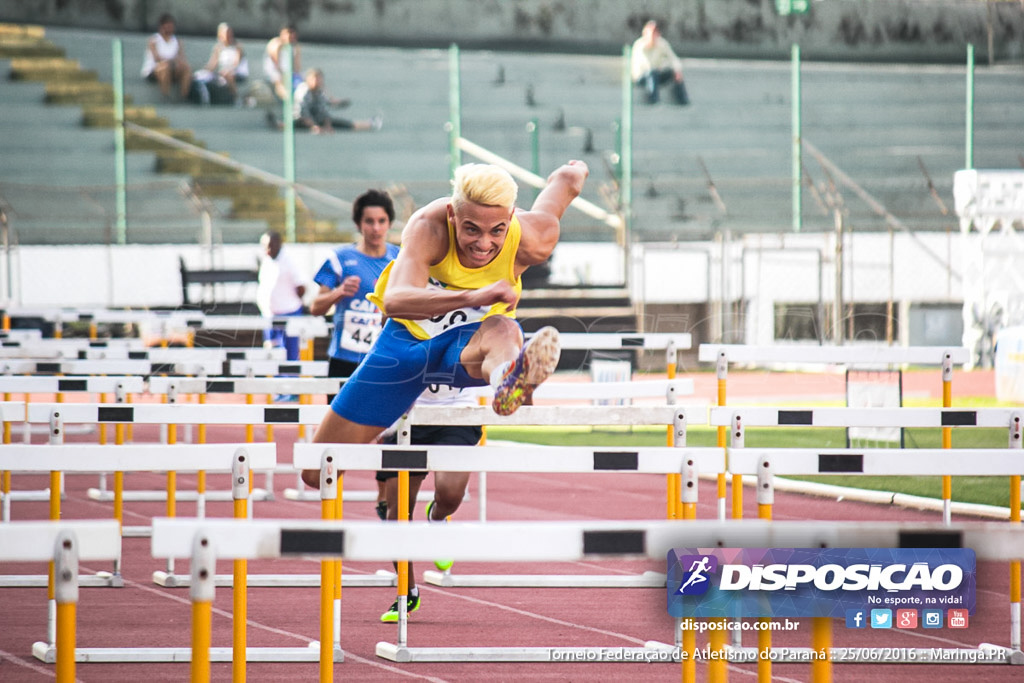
(0, 521), (122, 683)
(709, 406), (1024, 430)
(0, 379), (146, 512)
(698, 344), (970, 366)
(21, 403), (293, 512)
(698, 344), (970, 524)
(151, 518), (1024, 666)
(295, 418), (719, 593)
(0, 357), (223, 376)
(24, 401), (391, 590)
(280, 380), (698, 501)
(0, 443), (274, 588)
(228, 359), (330, 376)
(0, 445), (307, 667)
(0, 344), (285, 361)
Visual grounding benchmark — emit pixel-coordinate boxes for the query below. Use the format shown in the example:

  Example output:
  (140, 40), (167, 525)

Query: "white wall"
(2, 234), (965, 348)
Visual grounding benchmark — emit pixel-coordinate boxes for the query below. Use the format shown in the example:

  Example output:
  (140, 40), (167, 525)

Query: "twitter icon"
(870, 609), (892, 629)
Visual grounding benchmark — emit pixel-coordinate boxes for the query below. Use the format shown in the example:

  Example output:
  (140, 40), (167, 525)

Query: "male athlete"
(304, 160), (589, 486)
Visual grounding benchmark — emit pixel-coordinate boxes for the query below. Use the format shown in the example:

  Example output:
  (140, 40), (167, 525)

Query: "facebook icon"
(845, 609), (867, 629)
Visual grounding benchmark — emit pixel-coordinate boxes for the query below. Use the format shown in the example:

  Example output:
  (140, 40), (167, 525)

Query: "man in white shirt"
(257, 231), (307, 360)
(631, 20), (690, 105)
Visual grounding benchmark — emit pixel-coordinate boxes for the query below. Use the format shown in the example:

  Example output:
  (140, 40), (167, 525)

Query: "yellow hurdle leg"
(320, 496), (335, 683)
(233, 497), (248, 683)
(681, 624), (697, 683)
(810, 617), (832, 683)
(191, 600), (212, 683)
(55, 601), (76, 683)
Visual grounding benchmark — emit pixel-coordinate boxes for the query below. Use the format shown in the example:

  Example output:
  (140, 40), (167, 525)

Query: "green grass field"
(487, 421), (1023, 511)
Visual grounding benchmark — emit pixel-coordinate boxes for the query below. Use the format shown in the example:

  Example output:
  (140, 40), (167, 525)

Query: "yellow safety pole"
(681, 624), (697, 683)
(666, 344), (681, 518)
(707, 353), (729, 683)
(810, 617), (832, 683)
(98, 392), (108, 445)
(47, 469), (61, 649)
(54, 531), (78, 683)
(1, 413), (8, 514)
(266, 393), (275, 443)
(319, 454), (337, 683)
(164, 391), (178, 519)
(166, 421), (177, 519)
(245, 393), (255, 442)
(333, 476), (343, 655)
(232, 453), (250, 682)
(757, 498), (772, 681)
(1010, 412), (1022, 652)
(397, 467), (410, 600)
(190, 532), (215, 683)
(715, 353), (729, 519)
(113, 422), (125, 529)
(197, 394), (207, 515)
(941, 355), (952, 523)
(125, 392), (134, 442)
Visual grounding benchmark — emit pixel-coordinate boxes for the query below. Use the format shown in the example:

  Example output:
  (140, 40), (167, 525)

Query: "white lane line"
(78, 566), (448, 682)
(0, 647), (61, 679)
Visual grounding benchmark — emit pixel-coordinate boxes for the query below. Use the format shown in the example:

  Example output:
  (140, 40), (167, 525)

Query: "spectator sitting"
(191, 22), (249, 104)
(263, 24), (303, 101)
(267, 68), (381, 133)
(141, 13), (191, 101)
(631, 19), (689, 106)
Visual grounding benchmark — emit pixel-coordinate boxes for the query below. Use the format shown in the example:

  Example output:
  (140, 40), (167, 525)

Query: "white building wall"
(3, 234), (965, 346)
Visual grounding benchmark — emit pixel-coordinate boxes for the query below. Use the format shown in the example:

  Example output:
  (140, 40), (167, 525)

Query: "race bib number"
(416, 305), (488, 338)
(340, 309), (383, 354)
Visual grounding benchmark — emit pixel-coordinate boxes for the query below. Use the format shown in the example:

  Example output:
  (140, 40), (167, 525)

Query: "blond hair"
(451, 164), (518, 211)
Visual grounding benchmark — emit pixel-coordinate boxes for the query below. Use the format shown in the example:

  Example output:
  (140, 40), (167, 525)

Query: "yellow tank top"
(369, 211), (523, 340)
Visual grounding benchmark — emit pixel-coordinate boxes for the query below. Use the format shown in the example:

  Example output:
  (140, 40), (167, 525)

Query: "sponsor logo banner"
(666, 548), (975, 619)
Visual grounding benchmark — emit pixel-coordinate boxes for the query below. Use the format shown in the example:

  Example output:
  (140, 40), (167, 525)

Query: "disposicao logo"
(666, 548), (975, 619)
(674, 555), (718, 596)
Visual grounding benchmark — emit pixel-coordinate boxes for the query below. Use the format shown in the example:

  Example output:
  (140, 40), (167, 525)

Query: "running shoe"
(375, 500), (388, 521)
(380, 592), (420, 623)
(491, 326), (561, 417)
(425, 500), (453, 572)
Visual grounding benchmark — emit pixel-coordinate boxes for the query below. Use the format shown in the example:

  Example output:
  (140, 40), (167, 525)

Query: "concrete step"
(0, 37), (64, 58)
(8, 57), (97, 84)
(81, 105), (164, 128)
(191, 177), (274, 199)
(125, 127), (199, 151)
(7, 57), (86, 80)
(44, 81), (113, 104)
(154, 150), (233, 176)
(0, 23), (45, 39)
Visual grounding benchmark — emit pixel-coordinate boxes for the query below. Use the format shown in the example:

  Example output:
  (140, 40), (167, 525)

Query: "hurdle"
(700, 344), (969, 520)
(227, 358), (330, 377)
(0, 520), (121, 683)
(293, 409), (720, 595)
(150, 517), (1024, 669)
(0, 337), (143, 358)
(697, 344), (972, 682)
(17, 401), (392, 589)
(709, 405), (1022, 680)
(0, 378), (145, 517)
(0, 357), (224, 377)
(0, 444), (304, 666)
(0, 442), (273, 589)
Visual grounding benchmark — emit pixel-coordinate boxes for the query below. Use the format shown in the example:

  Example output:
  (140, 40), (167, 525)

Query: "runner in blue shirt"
(311, 189), (399, 385)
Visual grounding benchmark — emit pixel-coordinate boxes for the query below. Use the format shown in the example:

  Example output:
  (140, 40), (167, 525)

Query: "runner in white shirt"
(257, 231), (307, 360)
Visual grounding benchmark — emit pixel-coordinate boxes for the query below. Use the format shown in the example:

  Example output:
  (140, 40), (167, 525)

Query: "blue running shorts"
(329, 318), (507, 427)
